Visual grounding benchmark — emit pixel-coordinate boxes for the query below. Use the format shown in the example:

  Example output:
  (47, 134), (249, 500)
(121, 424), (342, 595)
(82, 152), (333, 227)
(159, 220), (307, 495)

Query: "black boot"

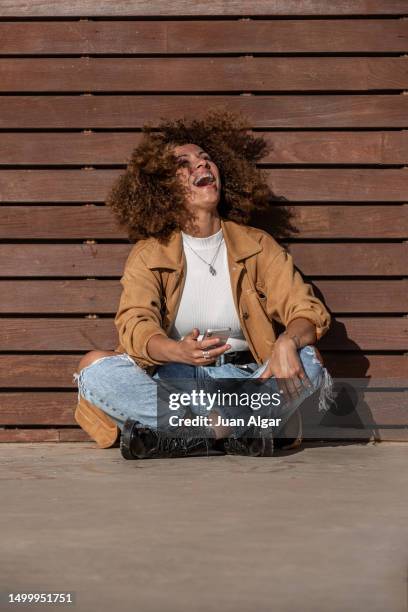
(223, 427), (274, 457)
(120, 417), (216, 460)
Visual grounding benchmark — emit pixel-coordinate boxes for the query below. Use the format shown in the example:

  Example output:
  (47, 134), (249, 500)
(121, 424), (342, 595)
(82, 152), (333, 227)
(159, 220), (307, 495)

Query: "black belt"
(206, 350), (254, 367)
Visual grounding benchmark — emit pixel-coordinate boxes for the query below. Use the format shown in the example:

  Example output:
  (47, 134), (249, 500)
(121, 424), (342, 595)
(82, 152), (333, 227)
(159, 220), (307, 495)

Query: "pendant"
(209, 265), (216, 276)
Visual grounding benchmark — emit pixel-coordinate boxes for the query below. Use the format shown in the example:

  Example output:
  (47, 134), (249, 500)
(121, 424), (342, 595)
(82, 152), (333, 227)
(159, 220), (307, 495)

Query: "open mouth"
(193, 173), (216, 188)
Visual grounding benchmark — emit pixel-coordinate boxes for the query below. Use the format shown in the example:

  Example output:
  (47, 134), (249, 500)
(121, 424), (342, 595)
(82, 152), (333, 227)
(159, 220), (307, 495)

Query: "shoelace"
(149, 431), (210, 457)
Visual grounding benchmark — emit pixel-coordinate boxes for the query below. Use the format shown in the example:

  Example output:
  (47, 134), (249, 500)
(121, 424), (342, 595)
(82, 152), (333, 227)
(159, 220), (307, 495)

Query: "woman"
(73, 110), (334, 459)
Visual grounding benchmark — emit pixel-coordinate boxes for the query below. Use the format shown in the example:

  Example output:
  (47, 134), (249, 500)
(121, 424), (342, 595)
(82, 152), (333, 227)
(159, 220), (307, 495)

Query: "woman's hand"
(175, 328), (231, 366)
(146, 328), (231, 365)
(259, 334), (313, 401)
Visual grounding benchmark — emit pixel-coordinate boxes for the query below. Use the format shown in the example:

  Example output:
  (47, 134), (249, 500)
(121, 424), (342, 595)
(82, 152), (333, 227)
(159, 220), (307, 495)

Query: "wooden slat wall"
(0, 2), (407, 443)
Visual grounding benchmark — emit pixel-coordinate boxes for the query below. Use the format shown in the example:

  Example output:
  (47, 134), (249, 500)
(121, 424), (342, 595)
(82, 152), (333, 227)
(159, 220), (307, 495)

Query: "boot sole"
(224, 436), (274, 457)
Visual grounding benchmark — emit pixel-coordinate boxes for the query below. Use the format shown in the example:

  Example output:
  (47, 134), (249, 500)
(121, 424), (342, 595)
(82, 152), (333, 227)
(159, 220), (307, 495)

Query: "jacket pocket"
(255, 282), (268, 309)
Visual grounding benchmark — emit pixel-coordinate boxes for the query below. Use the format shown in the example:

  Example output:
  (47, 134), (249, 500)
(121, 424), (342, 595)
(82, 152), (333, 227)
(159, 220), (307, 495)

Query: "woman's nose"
(195, 157), (209, 170)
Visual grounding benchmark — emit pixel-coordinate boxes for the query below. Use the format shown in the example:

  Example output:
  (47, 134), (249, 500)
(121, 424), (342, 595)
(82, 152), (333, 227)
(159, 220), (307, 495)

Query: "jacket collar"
(145, 219), (262, 270)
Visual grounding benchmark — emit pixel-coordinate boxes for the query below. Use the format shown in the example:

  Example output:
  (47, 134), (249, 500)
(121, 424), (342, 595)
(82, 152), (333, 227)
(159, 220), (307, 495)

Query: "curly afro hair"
(106, 108), (295, 243)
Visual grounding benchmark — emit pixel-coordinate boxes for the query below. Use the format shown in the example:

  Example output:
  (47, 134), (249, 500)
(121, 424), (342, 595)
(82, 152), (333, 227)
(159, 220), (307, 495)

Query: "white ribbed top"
(168, 228), (249, 352)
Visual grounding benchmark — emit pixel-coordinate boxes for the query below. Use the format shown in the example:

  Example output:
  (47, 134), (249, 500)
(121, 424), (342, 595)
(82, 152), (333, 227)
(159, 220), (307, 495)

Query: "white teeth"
(193, 172), (214, 187)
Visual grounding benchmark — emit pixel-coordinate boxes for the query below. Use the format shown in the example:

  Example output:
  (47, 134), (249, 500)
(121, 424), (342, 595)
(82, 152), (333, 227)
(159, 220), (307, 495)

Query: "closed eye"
(176, 153), (212, 165)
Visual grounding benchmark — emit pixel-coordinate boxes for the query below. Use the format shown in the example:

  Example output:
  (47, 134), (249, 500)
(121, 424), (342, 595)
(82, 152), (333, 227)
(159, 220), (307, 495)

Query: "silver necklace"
(183, 236), (224, 276)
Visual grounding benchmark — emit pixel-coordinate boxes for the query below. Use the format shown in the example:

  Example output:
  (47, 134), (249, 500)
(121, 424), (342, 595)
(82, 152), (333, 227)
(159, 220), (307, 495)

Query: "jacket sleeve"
(263, 247), (331, 341)
(114, 248), (168, 366)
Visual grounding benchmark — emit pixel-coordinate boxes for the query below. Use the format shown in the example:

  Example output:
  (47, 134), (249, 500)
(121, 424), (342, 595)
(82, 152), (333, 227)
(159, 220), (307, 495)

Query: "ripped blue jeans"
(73, 346), (334, 438)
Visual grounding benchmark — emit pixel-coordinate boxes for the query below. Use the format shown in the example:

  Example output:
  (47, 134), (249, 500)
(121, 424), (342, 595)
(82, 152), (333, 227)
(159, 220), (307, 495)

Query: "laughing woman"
(73, 110), (334, 459)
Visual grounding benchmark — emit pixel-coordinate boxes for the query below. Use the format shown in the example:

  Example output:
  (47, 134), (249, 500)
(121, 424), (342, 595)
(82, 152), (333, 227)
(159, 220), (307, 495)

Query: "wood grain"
(0, 3), (406, 441)
(0, 317), (406, 351)
(1, 1), (407, 17)
(1, 169), (408, 202)
(0, 354), (406, 387)
(0, 280), (405, 314)
(0, 394), (76, 425)
(321, 354), (407, 379)
(2, 131), (407, 166)
(1, 205), (406, 239)
(2, 20), (407, 54)
(1, 95), (407, 129)
(0, 428), (90, 443)
(2, 57), (407, 92)
(0, 354), (404, 387)
(0, 243), (405, 277)
(1, 391), (406, 443)
(2, 426), (405, 443)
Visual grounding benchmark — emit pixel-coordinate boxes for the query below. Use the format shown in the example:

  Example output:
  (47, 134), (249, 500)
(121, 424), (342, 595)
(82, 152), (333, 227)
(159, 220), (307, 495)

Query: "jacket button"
(242, 312), (249, 319)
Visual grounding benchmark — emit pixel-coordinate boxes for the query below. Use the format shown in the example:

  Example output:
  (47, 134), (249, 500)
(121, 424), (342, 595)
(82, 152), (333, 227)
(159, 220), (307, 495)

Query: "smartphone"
(202, 327), (231, 349)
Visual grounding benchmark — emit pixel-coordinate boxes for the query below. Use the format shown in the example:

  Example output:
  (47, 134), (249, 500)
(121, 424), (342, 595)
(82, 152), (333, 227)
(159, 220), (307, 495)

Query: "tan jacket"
(75, 219), (331, 447)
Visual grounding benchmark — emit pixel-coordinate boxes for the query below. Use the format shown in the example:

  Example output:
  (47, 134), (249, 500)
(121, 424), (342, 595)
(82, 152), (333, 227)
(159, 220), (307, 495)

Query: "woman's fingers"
(275, 378), (291, 403)
(298, 368), (314, 390)
(281, 371), (313, 401)
(193, 343), (231, 364)
(187, 328), (200, 340)
(194, 347), (216, 362)
(274, 363), (310, 401)
(200, 336), (231, 351)
(256, 345), (315, 400)
(179, 330), (232, 365)
(198, 343), (230, 357)
(197, 340), (231, 355)
(277, 351), (312, 397)
(283, 377), (297, 400)
(290, 376), (304, 399)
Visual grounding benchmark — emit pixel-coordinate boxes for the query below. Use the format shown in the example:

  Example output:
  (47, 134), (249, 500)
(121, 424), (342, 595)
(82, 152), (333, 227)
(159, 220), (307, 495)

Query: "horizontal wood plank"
(0, 355), (85, 387)
(301, 389), (408, 441)
(2, 20), (408, 54)
(0, 391), (401, 425)
(0, 394), (75, 425)
(288, 243), (407, 276)
(0, 279), (123, 314)
(1, 205), (406, 239)
(2, 425), (405, 443)
(2, 131), (408, 166)
(1, 95), (407, 129)
(1, 169), (408, 202)
(2, 1), (407, 17)
(1, 354), (405, 387)
(321, 354), (408, 379)
(2, 427), (406, 442)
(0, 317), (406, 351)
(311, 280), (408, 313)
(0, 243), (405, 276)
(2, 57), (407, 92)
(0, 280), (406, 314)
(290, 205), (408, 238)
(1, 391), (406, 443)
(0, 428), (90, 442)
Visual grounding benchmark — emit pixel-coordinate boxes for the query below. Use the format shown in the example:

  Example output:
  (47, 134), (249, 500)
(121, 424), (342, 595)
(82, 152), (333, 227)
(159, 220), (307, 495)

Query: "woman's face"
(173, 143), (221, 212)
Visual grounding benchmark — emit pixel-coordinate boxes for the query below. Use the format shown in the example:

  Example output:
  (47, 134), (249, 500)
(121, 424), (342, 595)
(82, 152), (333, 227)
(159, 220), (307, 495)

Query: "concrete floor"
(0, 441), (407, 612)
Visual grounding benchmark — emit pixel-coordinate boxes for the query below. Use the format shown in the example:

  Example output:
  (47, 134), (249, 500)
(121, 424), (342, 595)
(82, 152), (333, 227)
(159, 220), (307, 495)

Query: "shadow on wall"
(251, 203), (382, 443)
(249, 195), (298, 241)
(303, 319), (381, 443)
